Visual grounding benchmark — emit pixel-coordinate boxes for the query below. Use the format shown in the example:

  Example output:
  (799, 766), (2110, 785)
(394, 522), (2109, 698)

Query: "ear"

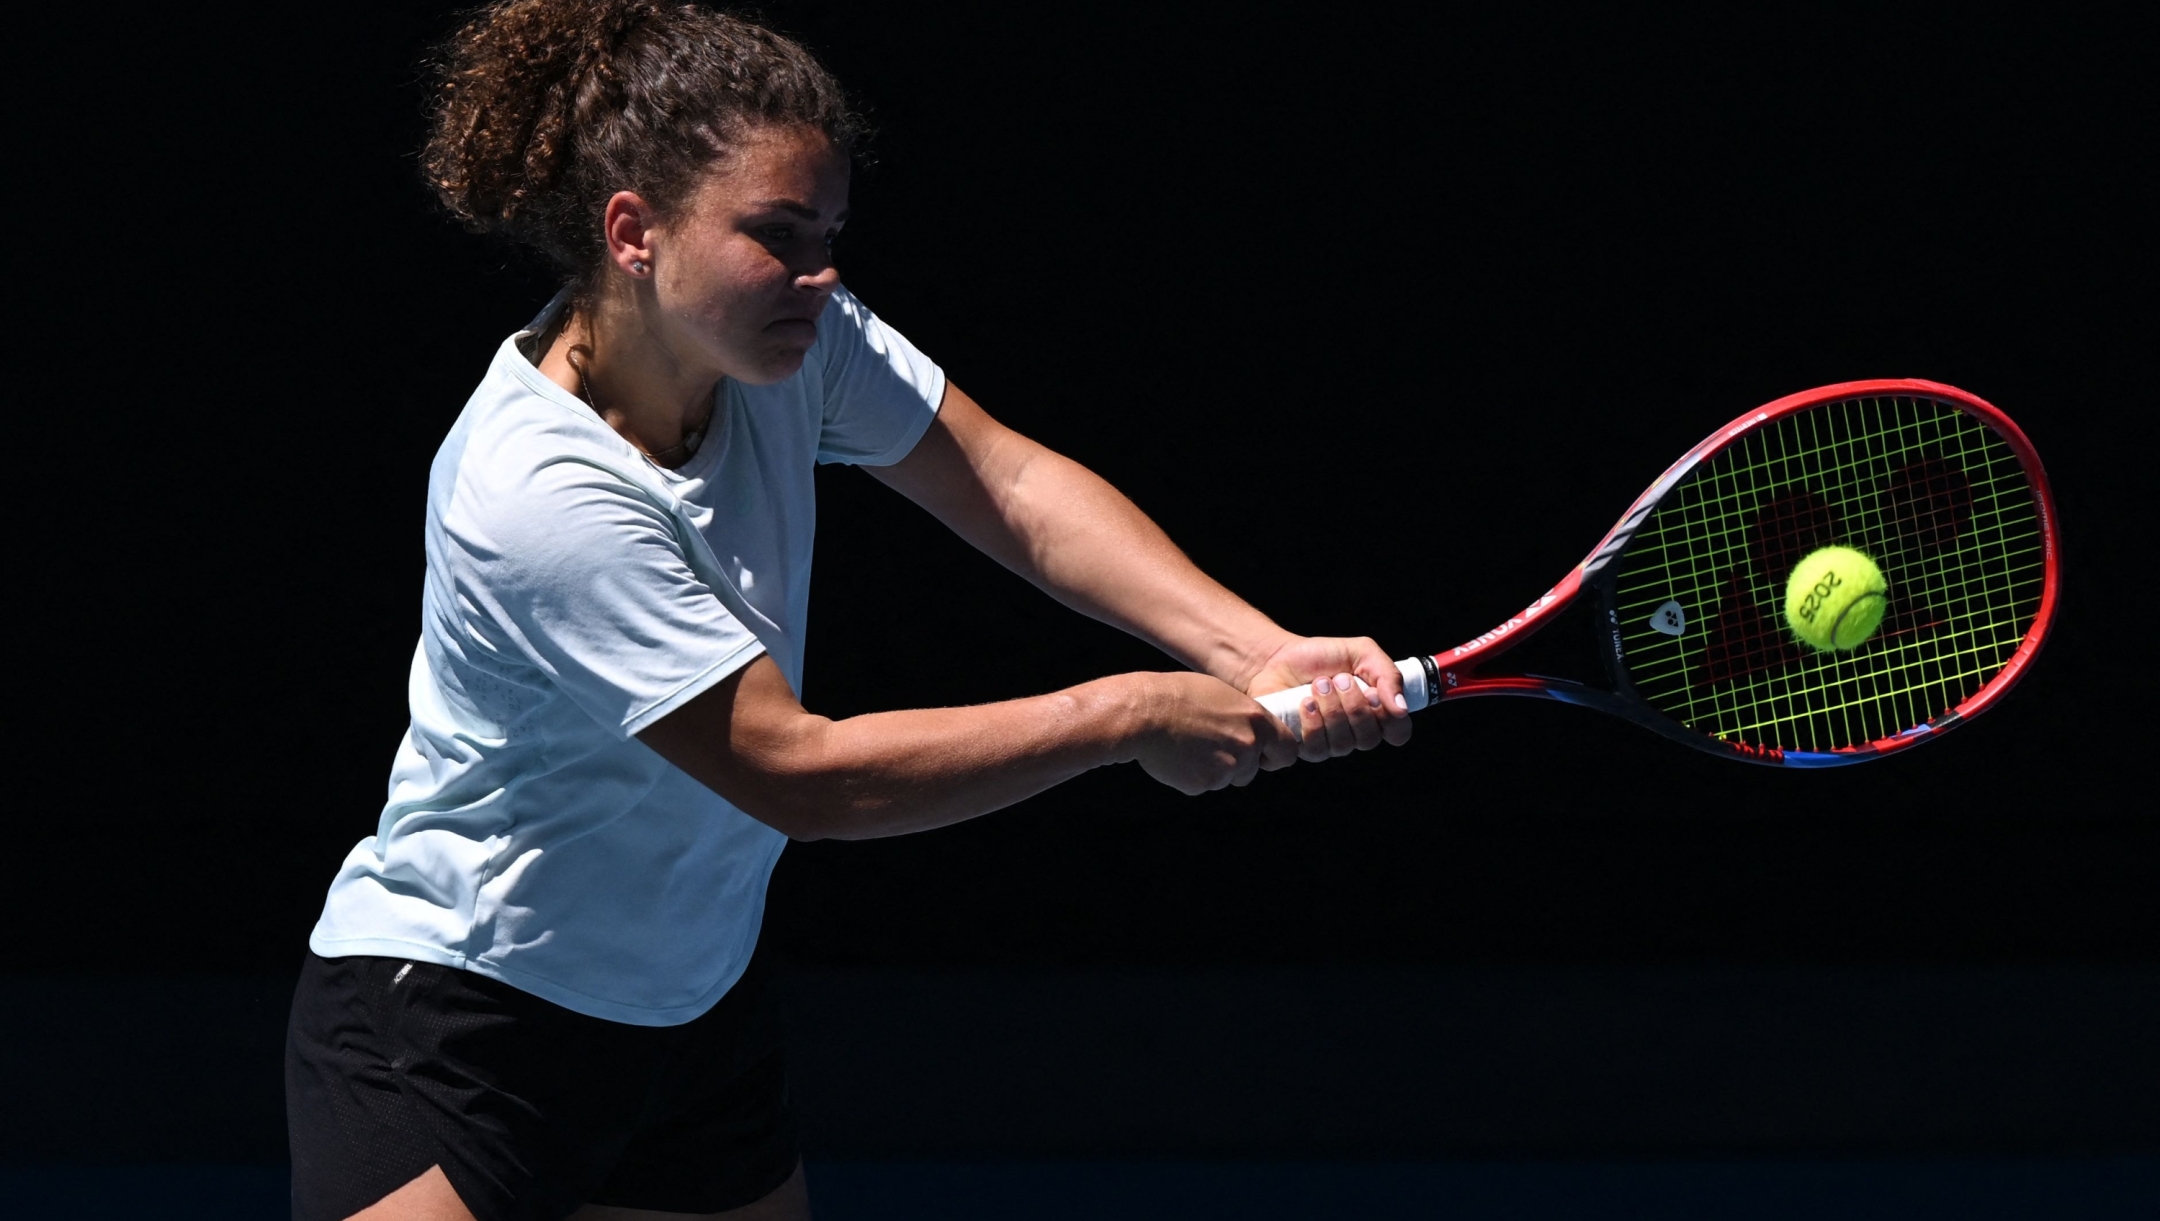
(602, 191), (657, 279)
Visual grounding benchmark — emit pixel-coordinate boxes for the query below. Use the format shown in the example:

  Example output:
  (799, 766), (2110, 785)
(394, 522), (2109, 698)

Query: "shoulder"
(810, 286), (934, 378)
(430, 337), (680, 565)
(818, 283), (879, 337)
(805, 286), (944, 439)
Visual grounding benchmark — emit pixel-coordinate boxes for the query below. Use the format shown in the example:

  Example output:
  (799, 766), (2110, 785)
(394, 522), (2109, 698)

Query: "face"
(635, 125), (850, 385)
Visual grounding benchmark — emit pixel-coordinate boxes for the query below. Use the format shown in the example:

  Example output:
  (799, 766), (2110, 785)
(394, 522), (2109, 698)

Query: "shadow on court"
(8, 970), (2156, 1217)
(4, 1158), (2158, 1220)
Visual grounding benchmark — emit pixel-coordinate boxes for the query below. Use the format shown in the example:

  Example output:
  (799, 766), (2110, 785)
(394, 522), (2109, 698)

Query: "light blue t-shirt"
(310, 286), (944, 1026)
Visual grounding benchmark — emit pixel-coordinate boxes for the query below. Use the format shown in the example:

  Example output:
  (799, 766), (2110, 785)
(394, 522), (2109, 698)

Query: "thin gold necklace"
(568, 347), (707, 463)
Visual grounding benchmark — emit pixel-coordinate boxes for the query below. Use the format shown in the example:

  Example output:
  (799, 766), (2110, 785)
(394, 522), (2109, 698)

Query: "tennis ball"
(1785, 545), (1889, 651)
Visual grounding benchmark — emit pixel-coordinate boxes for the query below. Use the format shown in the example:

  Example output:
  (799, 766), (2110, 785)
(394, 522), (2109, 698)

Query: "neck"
(538, 288), (719, 465)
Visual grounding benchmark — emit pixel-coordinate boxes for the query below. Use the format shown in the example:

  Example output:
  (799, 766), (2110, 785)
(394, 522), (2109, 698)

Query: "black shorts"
(285, 951), (798, 1221)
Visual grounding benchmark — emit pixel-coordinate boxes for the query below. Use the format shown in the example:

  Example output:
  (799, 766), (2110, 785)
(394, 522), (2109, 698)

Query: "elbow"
(715, 719), (852, 841)
(728, 770), (872, 843)
(736, 791), (839, 842)
(692, 719), (913, 842)
(774, 815), (841, 843)
(743, 784), (906, 843)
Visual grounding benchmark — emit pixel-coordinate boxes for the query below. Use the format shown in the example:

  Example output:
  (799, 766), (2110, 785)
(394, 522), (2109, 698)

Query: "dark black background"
(20, 3), (2152, 974)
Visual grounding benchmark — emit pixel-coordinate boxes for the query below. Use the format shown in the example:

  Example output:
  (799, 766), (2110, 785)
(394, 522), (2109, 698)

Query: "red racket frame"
(1420, 379), (2060, 767)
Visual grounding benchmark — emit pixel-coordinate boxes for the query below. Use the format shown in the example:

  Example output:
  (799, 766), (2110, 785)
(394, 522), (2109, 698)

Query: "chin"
(728, 349), (811, 386)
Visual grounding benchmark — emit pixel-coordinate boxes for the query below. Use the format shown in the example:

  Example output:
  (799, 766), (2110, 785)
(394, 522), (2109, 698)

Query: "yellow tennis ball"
(1785, 546), (1889, 651)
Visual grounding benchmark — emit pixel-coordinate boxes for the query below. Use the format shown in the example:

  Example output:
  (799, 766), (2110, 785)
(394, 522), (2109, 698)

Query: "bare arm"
(871, 383), (1413, 755)
(869, 383), (1285, 689)
(640, 381), (1400, 835)
(639, 655), (1290, 841)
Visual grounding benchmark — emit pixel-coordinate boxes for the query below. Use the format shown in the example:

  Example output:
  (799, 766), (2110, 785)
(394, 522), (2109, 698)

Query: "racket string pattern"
(1608, 394), (2046, 755)
(1251, 380), (2055, 766)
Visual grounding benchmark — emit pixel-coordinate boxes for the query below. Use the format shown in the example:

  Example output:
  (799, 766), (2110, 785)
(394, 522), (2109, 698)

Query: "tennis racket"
(1257, 379), (2060, 766)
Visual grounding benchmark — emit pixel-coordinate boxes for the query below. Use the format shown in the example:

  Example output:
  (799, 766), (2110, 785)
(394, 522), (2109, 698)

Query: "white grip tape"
(1253, 658), (1431, 743)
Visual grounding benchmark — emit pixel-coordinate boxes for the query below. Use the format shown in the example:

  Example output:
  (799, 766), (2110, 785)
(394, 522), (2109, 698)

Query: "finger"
(1195, 758), (1225, 793)
(1351, 642), (1415, 748)
(1295, 681), (1332, 764)
(1348, 673), (1387, 751)
(1352, 640), (1409, 718)
(1378, 701), (1413, 746)
(1312, 673), (1361, 758)
(1375, 679), (1414, 746)
(1328, 671), (1384, 754)
(1257, 708), (1301, 770)
(1223, 740), (1260, 789)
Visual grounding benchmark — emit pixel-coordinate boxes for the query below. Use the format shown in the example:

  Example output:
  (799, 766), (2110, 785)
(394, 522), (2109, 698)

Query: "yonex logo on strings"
(1649, 601), (1686, 636)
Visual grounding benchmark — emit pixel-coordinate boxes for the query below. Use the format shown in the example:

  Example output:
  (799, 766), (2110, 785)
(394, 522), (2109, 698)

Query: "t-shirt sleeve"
(453, 455), (766, 738)
(813, 287), (946, 466)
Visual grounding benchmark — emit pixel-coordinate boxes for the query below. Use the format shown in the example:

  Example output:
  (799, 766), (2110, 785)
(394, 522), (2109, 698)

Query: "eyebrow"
(753, 199), (850, 223)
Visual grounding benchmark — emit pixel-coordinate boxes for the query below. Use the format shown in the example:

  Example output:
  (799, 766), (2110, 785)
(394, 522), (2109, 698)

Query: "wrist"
(1085, 672), (1165, 764)
(1216, 630), (1298, 695)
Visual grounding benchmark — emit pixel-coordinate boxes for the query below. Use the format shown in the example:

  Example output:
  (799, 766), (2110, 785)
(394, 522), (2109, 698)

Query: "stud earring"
(630, 259), (649, 275)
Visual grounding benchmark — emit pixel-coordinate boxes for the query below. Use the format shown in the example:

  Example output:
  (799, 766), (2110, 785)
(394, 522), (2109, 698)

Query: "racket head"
(1574, 379), (2059, 765)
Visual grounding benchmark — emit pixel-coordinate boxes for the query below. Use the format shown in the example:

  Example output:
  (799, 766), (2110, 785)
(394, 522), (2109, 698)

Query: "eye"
(758, 224), (795, 244)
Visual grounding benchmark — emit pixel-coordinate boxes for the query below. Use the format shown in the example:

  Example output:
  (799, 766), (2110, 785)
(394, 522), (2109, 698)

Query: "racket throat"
(1436, 584), (1609, 699)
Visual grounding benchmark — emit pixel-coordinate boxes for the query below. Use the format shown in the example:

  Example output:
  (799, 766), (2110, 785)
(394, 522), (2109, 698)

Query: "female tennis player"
(286, 3), (1411, 1218)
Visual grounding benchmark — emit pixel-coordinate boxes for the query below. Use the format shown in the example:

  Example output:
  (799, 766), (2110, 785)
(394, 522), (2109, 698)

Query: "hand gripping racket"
(1256, 380), (2060, 766)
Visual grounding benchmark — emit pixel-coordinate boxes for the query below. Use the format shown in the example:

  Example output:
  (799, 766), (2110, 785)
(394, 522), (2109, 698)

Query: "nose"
(795, 258), (840, 294)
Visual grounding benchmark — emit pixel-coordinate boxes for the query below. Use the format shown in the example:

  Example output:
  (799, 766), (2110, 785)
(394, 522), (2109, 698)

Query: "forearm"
(648, 670), (1147, 841)
(996, 446), (1288, 687)
(850, 384), (1410, 778)
(874, 387), (1294, 692)
(869, 381), (1416, 756)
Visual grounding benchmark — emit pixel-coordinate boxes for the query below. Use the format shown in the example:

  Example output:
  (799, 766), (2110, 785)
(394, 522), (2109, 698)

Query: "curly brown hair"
(421, 0), (860, 291)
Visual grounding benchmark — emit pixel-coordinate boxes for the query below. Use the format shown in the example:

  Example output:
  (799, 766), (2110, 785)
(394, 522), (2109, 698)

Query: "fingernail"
(1335, 673), (1355, 693)
(1393, 693), (1409, 711)
(1303, 699), (1320, 714)
(1365, 687), (1382, 708)
(1315, 677), (1333, 695)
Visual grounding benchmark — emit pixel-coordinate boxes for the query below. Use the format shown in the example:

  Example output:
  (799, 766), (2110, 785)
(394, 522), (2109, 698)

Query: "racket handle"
(1253, 658), (1432, 743)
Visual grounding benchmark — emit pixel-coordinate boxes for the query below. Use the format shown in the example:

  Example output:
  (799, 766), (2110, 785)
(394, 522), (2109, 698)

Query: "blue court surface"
(5, 1157), (2155, 1219)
